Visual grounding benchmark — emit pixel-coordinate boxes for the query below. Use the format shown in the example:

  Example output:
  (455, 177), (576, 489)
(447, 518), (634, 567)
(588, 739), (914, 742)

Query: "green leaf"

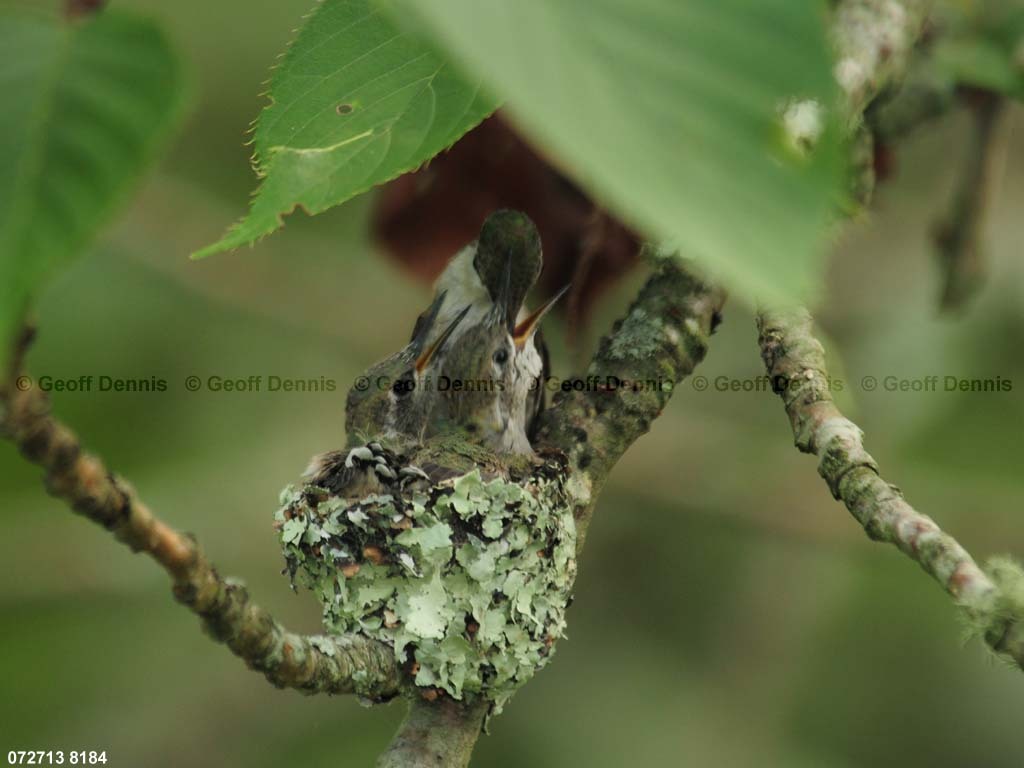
(398, 0), (844, 303)
(0, 9), (186, 353)
(194, 0), (499, 259)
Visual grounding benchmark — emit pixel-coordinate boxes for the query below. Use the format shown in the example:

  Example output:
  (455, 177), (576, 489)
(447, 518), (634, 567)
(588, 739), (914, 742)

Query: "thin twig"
(0, 329), (402, 699)
(934, 89), (1010, 311)
(756, 307), (1024, 668)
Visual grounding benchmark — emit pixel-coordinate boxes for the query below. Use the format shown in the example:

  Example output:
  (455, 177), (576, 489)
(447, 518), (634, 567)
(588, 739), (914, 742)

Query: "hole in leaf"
(336, 103), (354, 115)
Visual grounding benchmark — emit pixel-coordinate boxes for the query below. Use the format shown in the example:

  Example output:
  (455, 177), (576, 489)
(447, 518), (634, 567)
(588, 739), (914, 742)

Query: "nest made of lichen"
(275, 464), (577, 713)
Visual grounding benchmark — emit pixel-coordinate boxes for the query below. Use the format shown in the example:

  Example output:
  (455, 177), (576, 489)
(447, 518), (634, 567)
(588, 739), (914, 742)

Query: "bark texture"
(537, 253), (725, 552)
(378, 697), (490, 768)
(757, 308), (1024, 669)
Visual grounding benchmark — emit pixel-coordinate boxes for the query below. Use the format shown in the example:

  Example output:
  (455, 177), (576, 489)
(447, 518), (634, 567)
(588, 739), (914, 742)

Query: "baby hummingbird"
(344, 290), (467, 444)
(430, 264), (566, 456)
(508, 283), (569, 449)
(385, 304), (472, 443)
(420, 210), (557, 441)
(313, 296), (468, 495)
(423, 209), (543, 352)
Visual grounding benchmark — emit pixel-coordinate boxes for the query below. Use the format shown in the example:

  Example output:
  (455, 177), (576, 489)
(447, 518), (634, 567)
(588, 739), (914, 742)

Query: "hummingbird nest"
(275, 441), (577, 713)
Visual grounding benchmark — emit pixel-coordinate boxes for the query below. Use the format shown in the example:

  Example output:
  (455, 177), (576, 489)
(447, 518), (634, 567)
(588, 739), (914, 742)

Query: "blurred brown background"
(1, 1), (1023, 765)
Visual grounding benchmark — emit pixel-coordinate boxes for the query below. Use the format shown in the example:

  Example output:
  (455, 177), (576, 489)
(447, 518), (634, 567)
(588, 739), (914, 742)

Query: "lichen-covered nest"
(275, 444), (577, 713)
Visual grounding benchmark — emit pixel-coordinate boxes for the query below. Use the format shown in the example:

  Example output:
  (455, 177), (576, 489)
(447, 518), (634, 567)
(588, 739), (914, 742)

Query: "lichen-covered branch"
(0, 326), (401, 699)
(377, 697), (489, 768)
(834, 0), (937, 206)
(832, 0), (933, 120)
(537, 254), (726, 551)
(834, 1), (1011, 310)
(756, 307), (1024, 669)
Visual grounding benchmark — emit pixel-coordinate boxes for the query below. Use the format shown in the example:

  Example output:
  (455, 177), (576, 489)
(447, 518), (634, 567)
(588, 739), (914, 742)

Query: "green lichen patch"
(275, 462), (577, 714)
(963, 557), (1024, 666)
(605, 307), (665, 361)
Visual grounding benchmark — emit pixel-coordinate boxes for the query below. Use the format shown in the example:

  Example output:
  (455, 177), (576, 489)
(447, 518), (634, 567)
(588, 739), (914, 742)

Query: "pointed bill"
(416, 304), (471, 373)
(409, 289), (449, 356)
(513, 284), (570, 349)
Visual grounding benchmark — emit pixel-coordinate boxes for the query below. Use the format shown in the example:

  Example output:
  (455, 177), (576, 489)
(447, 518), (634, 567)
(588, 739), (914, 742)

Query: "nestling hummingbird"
(344, 290), (468, 444)
(309, 214), (563, 496)
(314, 297), (468, 494)
(418, 210), (558, 442)
(429, 267), (567, 456)
(425, 209), (543, 343)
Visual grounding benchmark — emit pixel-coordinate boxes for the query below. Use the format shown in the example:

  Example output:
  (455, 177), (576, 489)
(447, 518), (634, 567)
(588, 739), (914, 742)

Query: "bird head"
(345, 290), (464, 442)
(387, 303), (471, 441)
(474, 209), (543, 330)
(427, 260), (522, 448)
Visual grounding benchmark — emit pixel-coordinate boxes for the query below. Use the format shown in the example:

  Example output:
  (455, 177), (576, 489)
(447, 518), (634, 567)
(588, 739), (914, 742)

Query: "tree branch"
(756, 307), (1024, 669)
(0, 325), (401, 700)
(537, 253), (726, 552)
(378, 697), (489, 768)
(832, 0), (933, 120)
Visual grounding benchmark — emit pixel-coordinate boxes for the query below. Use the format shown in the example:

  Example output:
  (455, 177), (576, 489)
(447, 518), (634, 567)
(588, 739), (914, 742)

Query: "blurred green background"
(2, 1), (1023, 766)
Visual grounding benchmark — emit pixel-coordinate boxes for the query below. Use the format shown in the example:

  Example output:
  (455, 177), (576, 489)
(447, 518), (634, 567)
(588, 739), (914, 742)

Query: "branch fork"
(1, 255), (725, 766)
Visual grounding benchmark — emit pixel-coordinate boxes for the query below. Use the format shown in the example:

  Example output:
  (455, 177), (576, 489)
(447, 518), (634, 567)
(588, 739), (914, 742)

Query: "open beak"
(409, 289), (448, 357)
(513, 284), (570, 350)
(415, 304), (471, 374)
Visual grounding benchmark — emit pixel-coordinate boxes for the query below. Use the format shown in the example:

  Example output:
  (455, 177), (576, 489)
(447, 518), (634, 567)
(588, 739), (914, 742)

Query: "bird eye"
(392, 375), (413, 398)
(492, 348), (509, 365)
